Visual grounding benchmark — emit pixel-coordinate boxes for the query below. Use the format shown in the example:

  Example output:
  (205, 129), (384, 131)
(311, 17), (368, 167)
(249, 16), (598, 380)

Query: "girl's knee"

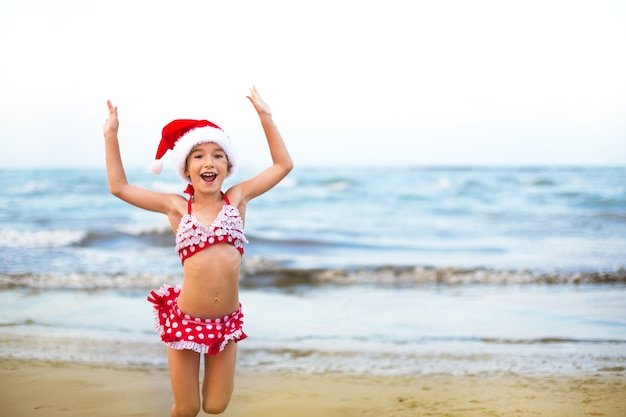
(172, 402), (201, 417)
(202, 398), (230, 415)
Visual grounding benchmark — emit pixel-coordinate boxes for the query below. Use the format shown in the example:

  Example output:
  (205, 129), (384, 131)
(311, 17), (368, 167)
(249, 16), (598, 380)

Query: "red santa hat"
(151, 119), (237, 182)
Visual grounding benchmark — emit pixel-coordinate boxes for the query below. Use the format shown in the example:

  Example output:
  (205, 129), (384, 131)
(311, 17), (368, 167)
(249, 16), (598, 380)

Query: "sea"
(1, 166), (625, 376)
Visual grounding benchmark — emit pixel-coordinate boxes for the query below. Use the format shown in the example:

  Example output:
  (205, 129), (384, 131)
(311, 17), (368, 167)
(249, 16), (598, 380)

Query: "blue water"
(0, 166), (625, 375)
(1, 166), (625, 276)
(1, 284), (624, 376)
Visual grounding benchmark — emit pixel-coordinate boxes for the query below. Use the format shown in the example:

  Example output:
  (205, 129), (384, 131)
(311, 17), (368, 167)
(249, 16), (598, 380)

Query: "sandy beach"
(1, 358), (624, 417)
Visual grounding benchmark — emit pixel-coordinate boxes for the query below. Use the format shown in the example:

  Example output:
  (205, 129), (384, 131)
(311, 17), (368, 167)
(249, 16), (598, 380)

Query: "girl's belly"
(176, 245), (242, 319)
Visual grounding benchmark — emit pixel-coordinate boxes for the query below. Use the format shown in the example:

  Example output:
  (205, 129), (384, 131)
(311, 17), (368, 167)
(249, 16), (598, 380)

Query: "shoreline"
(2, 283), (625, 379)
(3, 327), (625, 378)
(1, 357), (625, 417)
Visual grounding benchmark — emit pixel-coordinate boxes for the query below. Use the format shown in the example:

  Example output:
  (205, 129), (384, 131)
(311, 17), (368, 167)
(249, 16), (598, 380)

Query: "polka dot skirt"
(147, 284), (247, 355)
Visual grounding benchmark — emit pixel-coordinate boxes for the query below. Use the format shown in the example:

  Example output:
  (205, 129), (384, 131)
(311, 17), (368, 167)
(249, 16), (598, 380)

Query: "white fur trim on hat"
(170, 126), (237, 183)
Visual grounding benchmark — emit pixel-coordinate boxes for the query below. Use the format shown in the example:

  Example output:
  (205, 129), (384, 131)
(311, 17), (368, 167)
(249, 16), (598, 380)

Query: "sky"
(0, 0), (625, 170)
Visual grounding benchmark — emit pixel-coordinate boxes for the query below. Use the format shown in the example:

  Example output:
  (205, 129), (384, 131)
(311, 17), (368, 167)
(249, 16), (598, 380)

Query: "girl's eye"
(194, 154), (203, 159)
(215, 153), (225, 159)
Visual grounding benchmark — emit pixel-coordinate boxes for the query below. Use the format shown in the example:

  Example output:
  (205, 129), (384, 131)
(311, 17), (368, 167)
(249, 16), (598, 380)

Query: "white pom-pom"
(151, 159), (164, 174)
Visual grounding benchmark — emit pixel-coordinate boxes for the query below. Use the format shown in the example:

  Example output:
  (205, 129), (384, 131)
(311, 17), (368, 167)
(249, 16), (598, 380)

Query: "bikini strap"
(221, 191), (231, 205)
(184, 184), (194, 214)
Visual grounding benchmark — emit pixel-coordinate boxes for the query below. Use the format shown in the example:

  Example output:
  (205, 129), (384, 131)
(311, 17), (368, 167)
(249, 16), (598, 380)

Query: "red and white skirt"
(147, 284), (247, 355)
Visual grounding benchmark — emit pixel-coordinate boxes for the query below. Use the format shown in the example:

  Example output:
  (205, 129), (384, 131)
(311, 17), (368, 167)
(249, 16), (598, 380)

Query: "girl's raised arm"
(103, 101), (180, 215)
(232, 87), (293, 203)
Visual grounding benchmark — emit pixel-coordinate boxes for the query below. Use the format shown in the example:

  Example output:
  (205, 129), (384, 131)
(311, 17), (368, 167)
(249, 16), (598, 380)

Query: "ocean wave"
(2, 265), (624, 290)
(524, 177), (557, 186)
(260, 335), (626, 347)
(0, 229), (87, 248)
(596, 212), (626, 221)
(0, 272), (178, 290)
(246, 235), (332, 247)
(323, 178), (353, 192)
(75, 227), (174, 248)
(479, 337), (626, 345)
(0, 227), (342, 251)
(241, 265), (626, 287)
(0, 227), (176, 249)
(294, 175), (356, 192)
(114, 223), (172, 237)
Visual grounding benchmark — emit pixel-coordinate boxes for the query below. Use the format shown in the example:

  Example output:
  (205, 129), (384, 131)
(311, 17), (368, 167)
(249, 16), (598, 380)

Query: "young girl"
(102, 86), (293, 416)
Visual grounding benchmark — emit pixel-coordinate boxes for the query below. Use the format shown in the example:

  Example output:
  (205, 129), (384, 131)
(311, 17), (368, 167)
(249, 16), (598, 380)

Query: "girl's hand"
(103, 100), (119, 138)
(246, 86), (272, 117)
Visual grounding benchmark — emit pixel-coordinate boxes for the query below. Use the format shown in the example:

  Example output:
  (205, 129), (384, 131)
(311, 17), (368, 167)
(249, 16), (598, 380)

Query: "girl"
(102, 86), (293, 416)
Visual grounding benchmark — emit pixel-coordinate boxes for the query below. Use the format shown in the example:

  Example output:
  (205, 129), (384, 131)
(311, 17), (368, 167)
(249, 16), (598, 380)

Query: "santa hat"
(151, 119), (237, 182)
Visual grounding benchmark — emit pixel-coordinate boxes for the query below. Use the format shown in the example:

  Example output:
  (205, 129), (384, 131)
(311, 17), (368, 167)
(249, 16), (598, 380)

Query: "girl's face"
(184, 142), (231, 189)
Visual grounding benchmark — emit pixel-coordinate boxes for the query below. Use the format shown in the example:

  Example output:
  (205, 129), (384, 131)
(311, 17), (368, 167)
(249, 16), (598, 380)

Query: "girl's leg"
(201, 341), (238, 414)
(167, 348), (201, 417)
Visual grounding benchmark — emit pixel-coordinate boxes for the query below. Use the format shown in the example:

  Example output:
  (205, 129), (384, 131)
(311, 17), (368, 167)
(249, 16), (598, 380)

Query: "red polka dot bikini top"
(175, 187), (248, 264)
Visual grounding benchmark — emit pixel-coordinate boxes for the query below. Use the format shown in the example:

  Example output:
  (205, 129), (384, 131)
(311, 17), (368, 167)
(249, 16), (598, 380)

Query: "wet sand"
(1, 358), (624, 417)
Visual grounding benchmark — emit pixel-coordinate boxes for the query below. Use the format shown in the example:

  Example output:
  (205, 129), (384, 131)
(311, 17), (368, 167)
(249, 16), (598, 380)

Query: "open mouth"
(200, 173), (217, 183)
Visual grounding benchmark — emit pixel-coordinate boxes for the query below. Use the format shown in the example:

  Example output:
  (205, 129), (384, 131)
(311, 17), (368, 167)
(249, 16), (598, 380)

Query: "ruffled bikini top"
(175, 186), (248, 264)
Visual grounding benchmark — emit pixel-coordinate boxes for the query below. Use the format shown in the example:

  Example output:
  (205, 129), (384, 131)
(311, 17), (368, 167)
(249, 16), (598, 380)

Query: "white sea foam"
(116, 223), (170, 236)
(326, 180), (350, 191)
(0, 229), (86, 248)
(0, 272), (178, 290)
